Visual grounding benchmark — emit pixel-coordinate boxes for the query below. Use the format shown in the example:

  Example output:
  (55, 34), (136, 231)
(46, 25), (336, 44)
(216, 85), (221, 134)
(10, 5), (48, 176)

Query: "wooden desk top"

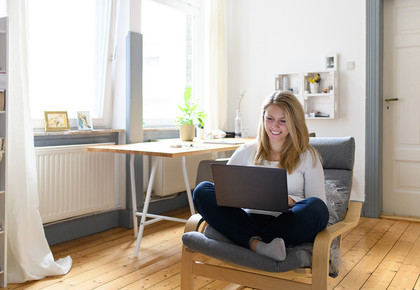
(87, 138), (253, 158)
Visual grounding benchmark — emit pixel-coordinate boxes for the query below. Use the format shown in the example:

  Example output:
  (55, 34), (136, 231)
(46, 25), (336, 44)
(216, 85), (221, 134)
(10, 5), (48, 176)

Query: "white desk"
(88, 138), (248, 257)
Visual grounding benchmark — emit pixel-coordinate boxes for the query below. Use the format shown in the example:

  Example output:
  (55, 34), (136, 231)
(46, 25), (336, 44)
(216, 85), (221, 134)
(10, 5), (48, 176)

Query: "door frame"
(365, 0), (383, 218)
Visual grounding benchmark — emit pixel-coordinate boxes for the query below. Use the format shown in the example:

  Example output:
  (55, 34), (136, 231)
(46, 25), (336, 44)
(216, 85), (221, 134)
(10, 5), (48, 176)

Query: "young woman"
(193, 90), (329, 261)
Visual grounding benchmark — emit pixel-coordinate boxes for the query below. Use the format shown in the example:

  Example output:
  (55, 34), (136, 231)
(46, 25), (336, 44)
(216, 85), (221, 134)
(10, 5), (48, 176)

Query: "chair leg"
(181, 246), (195, 290)
(311, 237), (331, 289)
(311, 267), (328, 290)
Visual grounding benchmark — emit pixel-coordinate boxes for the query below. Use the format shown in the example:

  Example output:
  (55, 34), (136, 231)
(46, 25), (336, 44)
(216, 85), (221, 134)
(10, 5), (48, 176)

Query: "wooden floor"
(5, 207), (420, 290)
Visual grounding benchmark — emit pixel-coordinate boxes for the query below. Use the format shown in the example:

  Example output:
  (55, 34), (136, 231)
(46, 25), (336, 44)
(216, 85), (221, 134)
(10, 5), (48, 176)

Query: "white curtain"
(207, 0), (228, 131)
(0, 1), (5, 17)
(6, 0), (72, 283)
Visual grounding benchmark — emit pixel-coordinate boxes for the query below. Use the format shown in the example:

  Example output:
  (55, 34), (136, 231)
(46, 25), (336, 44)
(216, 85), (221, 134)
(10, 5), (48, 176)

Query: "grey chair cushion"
(310, 137), (355, 171)
(183, 231), (312, 272)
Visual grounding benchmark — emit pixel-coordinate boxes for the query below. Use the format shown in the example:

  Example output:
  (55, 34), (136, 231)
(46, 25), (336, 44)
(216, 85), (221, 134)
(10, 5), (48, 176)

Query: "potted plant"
(308, 74), (321, 94)
(175, 87), (207, 141)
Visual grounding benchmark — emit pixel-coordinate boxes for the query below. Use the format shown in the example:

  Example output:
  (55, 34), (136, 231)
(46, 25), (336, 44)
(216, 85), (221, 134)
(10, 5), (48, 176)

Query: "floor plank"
(329, 218), (395, 289)
(361, 222), (419, 289)
(4, 208), (420, 290)
(387, 231), (420, 290)
(345, 220), (408, 289)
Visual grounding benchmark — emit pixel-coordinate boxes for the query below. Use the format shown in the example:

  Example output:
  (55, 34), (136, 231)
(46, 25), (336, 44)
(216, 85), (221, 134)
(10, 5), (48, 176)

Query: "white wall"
(226, 0), (366, 201)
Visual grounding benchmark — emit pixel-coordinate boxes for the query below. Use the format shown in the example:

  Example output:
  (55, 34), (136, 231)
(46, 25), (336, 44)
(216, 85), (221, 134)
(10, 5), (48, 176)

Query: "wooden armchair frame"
(181, 201), (362, 289)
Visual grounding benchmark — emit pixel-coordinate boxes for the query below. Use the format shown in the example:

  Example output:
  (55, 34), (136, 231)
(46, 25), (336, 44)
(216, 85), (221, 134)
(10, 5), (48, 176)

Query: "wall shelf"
(275, 70), (338, 119)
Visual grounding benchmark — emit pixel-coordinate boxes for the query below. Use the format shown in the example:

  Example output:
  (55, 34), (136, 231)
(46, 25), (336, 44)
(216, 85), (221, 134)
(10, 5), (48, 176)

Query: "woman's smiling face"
(263, 104), (289, 145)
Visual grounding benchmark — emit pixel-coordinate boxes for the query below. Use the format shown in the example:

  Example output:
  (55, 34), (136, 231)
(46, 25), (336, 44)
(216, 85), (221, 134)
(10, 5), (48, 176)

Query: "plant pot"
(309, 82), (320, 94)
(180, 124), (196, 141)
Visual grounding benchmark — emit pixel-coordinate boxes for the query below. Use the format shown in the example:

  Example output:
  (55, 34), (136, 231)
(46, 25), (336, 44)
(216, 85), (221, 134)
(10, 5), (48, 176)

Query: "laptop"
(211, 163), (289, 212)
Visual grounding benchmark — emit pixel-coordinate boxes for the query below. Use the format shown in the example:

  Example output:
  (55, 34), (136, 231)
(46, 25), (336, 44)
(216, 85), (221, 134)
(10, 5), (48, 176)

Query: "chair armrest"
(314, 201), (362, 251)
(311, 201), (362, 286)
(320, 201), (363, 240)
(184, 213), (206, 233)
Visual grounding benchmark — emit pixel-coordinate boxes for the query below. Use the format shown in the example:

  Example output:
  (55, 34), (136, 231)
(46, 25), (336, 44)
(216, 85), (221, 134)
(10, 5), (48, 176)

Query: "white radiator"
(35, 143), (122, 223)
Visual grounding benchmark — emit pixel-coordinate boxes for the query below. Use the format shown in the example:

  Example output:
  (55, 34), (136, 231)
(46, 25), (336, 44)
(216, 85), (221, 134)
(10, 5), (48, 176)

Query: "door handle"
(385, 98), (399, 109)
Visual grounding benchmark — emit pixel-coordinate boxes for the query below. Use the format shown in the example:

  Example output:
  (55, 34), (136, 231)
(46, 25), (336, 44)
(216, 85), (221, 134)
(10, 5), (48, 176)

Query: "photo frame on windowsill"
(325, 54), (337, 71)
(43, 111), (70, 132)
(77, 111), (93, 131)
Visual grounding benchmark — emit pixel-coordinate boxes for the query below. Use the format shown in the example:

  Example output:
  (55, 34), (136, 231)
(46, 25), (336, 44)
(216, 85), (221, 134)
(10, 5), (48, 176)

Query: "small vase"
(309, 83), (320, 94)
(197, 127), (205, 140)
(235, 110), (242, 138)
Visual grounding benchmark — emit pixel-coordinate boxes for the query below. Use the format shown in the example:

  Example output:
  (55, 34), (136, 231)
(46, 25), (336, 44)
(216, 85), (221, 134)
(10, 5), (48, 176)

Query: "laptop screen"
(211, 164), (289, 212)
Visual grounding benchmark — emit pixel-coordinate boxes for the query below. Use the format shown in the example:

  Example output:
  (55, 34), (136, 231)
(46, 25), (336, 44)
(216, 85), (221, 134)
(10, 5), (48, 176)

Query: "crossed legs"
(193, 181), (329, 261)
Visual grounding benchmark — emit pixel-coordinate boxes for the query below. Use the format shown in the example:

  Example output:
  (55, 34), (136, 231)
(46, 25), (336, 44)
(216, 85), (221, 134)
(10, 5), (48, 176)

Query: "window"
(28, 0), (113, 128)
(141, 0), (204, 128)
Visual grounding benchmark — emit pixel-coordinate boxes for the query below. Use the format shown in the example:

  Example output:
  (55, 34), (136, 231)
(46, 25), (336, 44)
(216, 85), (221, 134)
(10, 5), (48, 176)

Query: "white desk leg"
(181, 156), (195, 215)
(130, 154), (138, 238)
(134, 155), (159, 257)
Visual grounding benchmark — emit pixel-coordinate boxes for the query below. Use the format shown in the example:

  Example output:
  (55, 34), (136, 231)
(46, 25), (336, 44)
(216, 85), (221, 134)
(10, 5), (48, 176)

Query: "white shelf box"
(275, 73), (303, 96)
(303, 71), (336, 93)
(303, 70), (338, 118)
(305, 94), (335, 119)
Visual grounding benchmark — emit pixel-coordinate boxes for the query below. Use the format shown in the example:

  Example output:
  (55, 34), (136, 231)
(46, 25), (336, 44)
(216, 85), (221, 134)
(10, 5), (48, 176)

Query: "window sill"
(143, 127), (179, 141)
(33, 129), (125, 147)
(32, 127), (178, 144)
(143, 127), (177, 132)
(33, 128), (125, 137)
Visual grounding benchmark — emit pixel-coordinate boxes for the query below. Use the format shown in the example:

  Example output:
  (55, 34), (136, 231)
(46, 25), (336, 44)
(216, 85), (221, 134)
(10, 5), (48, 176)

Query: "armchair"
(181, 137), (362, 289)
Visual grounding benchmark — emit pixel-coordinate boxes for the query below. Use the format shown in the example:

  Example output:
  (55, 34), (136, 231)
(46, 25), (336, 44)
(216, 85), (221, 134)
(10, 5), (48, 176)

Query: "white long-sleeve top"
(227, 141), (326, 216)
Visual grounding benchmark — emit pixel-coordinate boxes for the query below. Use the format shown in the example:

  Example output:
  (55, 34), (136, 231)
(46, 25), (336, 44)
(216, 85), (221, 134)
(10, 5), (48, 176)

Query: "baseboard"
(380, 213), (420, 223)
(44, 193), (190, 245)
(44, 210), (121, 245)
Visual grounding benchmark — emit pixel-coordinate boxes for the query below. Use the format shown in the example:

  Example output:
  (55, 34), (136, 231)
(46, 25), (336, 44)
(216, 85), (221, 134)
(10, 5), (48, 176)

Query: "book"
(0, 90), (4, 111)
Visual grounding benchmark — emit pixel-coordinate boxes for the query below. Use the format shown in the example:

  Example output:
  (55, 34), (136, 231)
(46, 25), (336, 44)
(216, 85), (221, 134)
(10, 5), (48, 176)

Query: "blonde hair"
(254, 90), (319, 173)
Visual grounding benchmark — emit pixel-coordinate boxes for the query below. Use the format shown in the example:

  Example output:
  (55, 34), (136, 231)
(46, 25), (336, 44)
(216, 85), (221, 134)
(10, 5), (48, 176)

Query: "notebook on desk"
(211, 163), (289, 212)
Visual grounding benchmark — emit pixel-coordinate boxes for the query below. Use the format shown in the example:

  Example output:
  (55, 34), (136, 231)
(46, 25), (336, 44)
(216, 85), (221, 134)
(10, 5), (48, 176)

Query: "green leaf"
(175, 86), (207, 126)
(191, 103), (198, 112)
(184, 87), (192, 103)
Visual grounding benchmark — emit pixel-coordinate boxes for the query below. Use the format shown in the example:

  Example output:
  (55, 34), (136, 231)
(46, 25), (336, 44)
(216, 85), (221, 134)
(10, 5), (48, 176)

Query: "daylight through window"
(28, 0), (111, 127)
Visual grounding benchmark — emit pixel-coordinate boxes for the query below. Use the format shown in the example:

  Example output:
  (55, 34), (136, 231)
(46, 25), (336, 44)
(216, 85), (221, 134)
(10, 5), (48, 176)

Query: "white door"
(383, 0), (420, 217)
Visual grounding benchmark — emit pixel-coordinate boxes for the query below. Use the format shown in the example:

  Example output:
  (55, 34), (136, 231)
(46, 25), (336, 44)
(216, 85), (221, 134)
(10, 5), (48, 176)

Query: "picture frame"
(325, 54), (337, 71)
(77, 111), (93, 131)
(43, 111), (70, 132)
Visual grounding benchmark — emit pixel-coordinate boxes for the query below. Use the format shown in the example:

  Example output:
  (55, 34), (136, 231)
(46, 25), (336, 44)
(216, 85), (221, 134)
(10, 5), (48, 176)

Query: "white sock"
(256, 237), (286, 261)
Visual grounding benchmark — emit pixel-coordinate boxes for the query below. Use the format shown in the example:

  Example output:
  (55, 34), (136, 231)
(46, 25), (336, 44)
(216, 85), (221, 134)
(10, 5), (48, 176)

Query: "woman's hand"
(288, 196), (296, 207)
